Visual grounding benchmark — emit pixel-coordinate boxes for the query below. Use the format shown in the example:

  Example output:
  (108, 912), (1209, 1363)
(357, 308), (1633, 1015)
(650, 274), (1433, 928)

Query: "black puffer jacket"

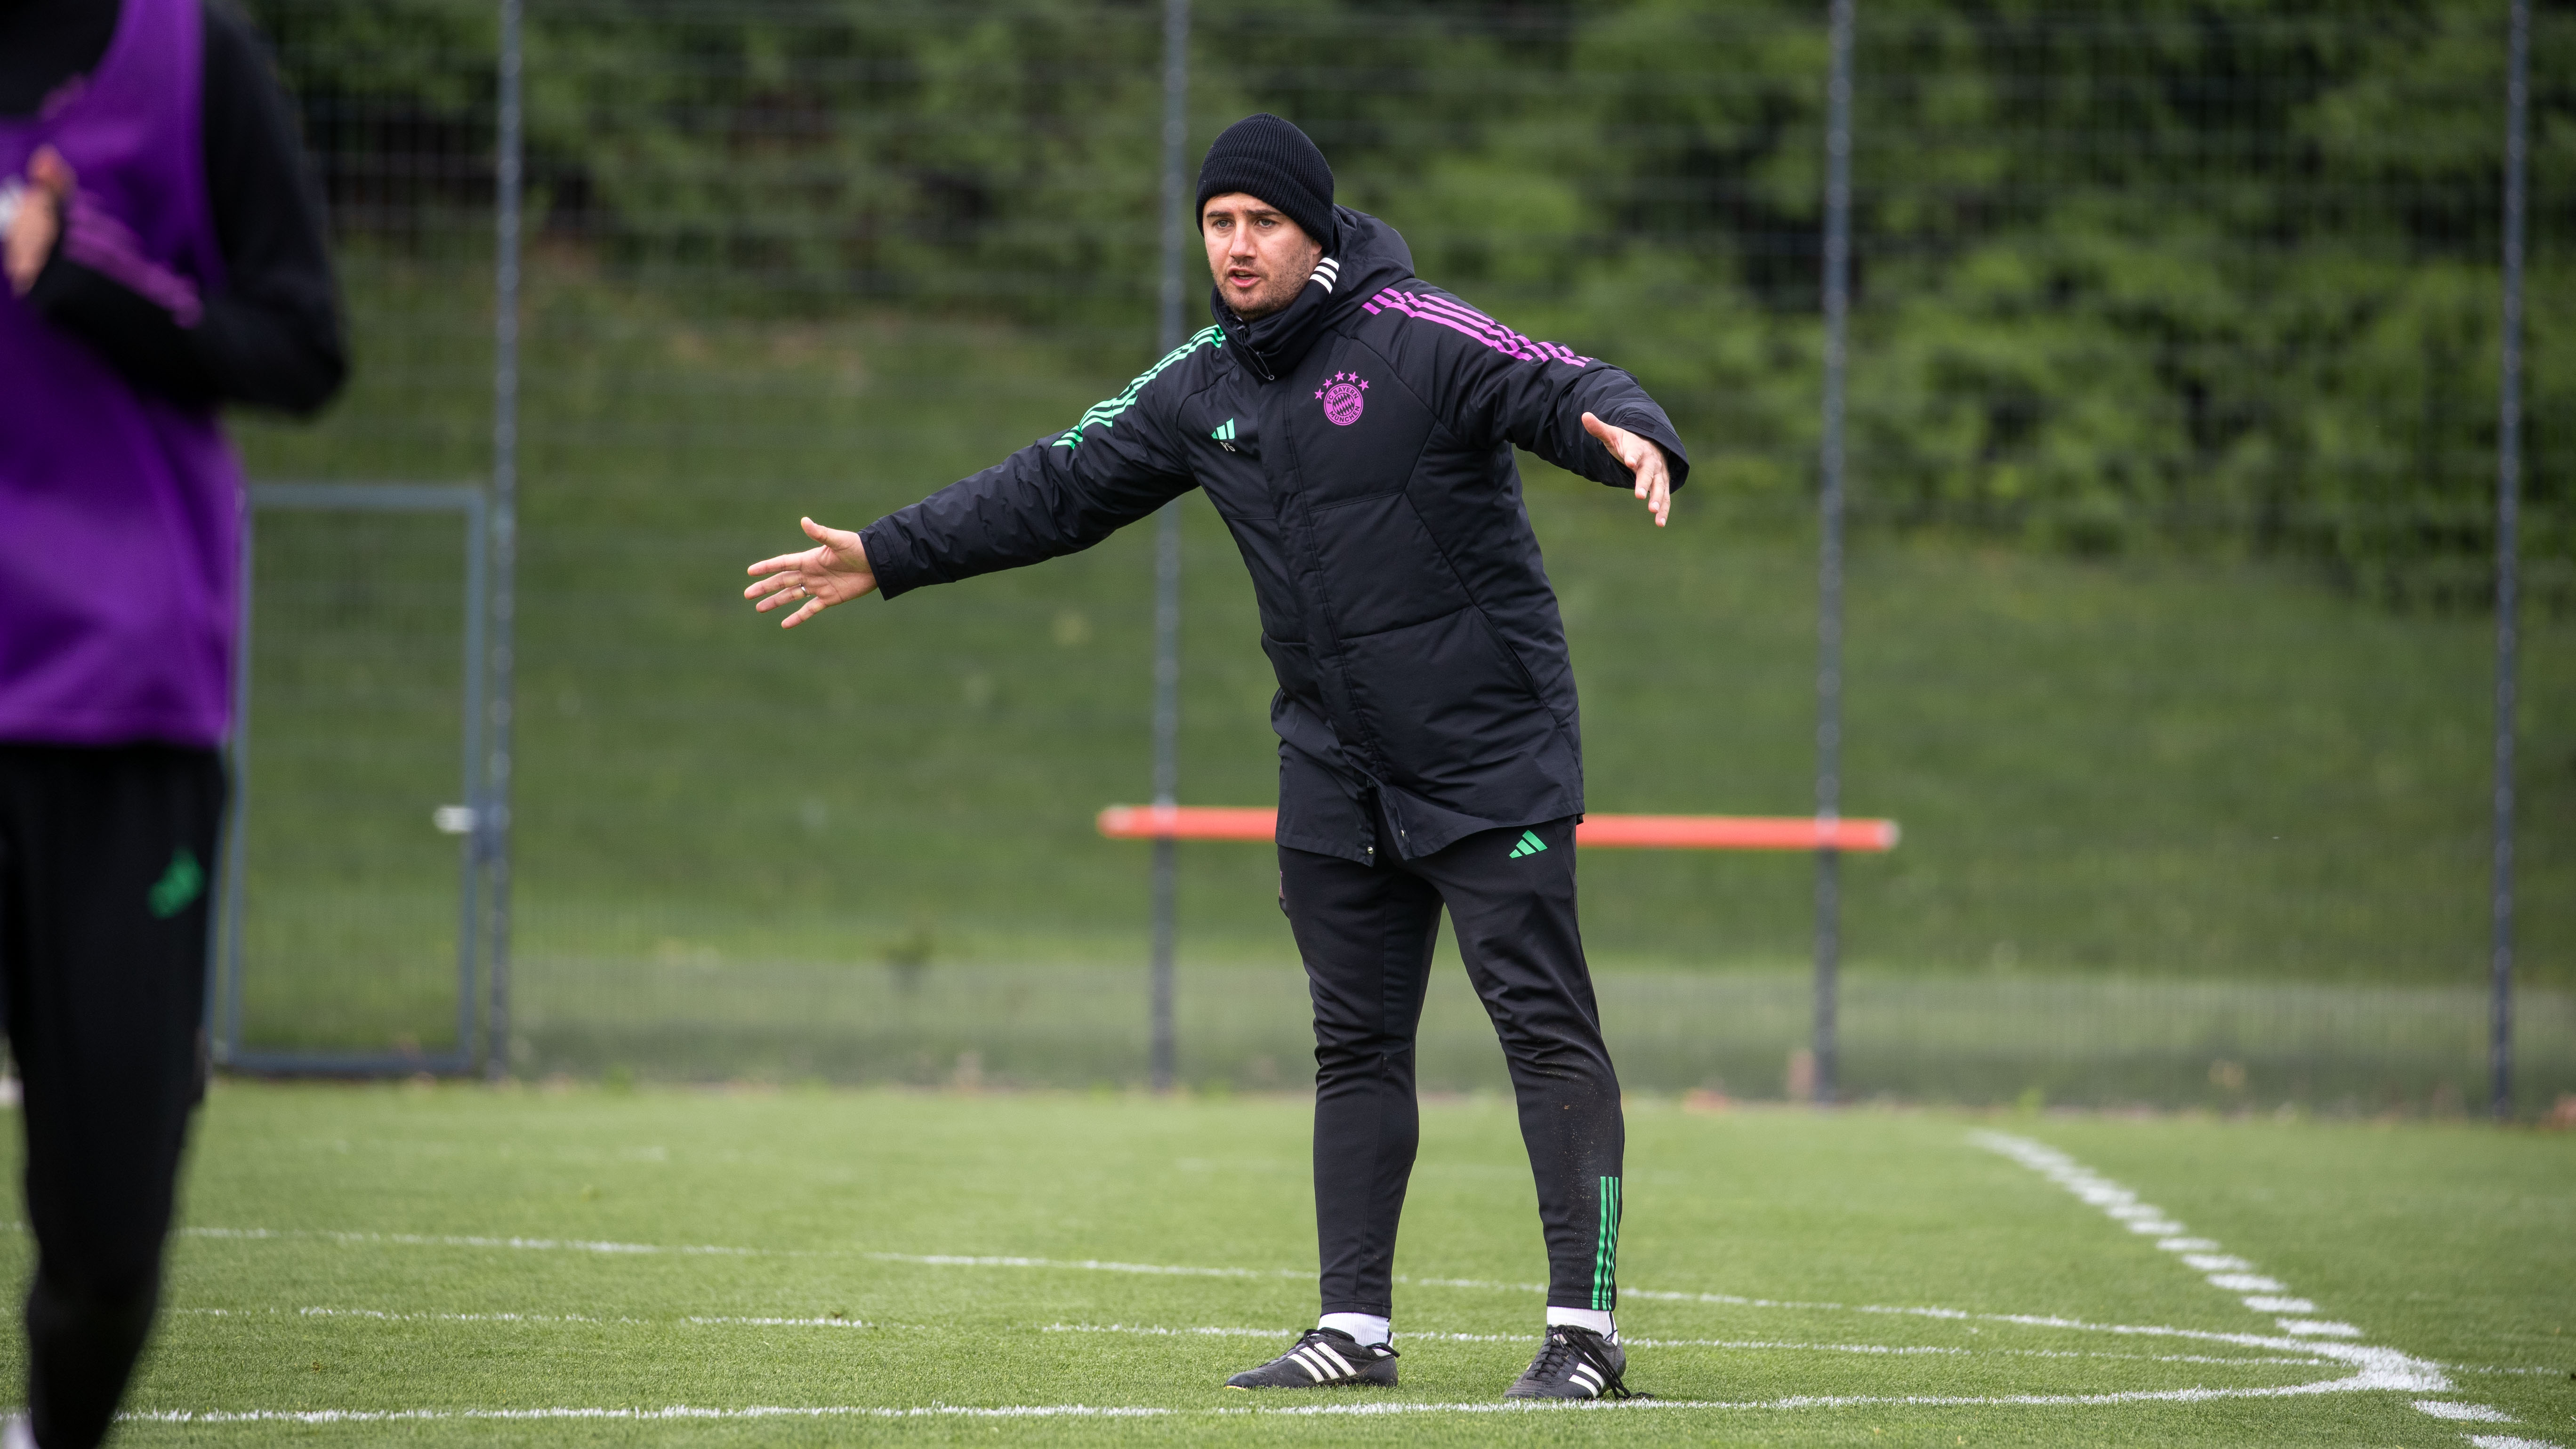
(861, 208), (1690, 863)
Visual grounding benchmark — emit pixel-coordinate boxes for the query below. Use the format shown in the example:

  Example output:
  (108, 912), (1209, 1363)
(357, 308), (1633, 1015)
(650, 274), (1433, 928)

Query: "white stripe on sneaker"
(1313, 1344), (1355, 1377)
(1290, 1348), (1330, 1383)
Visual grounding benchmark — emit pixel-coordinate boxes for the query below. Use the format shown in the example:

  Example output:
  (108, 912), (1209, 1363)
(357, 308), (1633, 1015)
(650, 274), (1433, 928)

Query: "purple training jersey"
(0, 0), (245, 749)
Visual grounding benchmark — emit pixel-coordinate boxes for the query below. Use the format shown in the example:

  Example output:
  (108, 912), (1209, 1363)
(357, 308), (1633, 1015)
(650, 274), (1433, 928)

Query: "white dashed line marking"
(1975, 1132), (2355, 1342)
(2413, 1402), (2519, 1422)
(1970, 1132), (2561, 1447)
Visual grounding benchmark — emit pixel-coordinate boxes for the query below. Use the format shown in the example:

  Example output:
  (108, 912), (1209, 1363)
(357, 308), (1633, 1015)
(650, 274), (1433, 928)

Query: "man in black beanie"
(747, 112), (1686, 1401)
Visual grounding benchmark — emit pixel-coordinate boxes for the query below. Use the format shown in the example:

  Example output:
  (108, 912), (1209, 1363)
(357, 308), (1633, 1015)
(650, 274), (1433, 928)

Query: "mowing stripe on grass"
(1039, 1322), (2336, 1368)
(113, 1310), (2467, 1428)
(154, 1214), (2477, 1411)
(159, 1217), (2447, 1372)
(165, 1307), (2341, 1372)
(102, 1367), (2492, 1429)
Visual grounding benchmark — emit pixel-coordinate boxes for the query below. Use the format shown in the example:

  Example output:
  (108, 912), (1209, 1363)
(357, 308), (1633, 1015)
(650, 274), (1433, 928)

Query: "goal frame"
(214, 482), (490, 1075)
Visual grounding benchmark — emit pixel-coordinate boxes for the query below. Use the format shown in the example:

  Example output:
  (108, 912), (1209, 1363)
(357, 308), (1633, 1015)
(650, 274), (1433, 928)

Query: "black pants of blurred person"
(0, 745), (220, 1449)
(1281, 809), (1625, 1322)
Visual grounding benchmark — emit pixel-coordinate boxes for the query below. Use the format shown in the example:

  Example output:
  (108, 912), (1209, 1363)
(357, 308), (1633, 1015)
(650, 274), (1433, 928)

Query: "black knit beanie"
(1195, 113), (1336, 251)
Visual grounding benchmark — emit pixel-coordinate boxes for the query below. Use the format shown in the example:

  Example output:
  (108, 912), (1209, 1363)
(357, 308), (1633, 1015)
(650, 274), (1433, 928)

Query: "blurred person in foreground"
(745, 113), (1683, 1401)
(0, 0), (343, 1440)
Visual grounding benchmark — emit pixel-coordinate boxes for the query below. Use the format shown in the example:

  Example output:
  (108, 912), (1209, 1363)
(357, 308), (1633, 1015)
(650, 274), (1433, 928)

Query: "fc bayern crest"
(1316, 371), (1369, 427)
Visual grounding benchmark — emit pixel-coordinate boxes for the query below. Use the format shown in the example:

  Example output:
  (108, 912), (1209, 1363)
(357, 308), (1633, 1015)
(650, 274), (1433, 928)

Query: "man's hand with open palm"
(744, 516), (877, 628)
(1582, 411), (1673, 528)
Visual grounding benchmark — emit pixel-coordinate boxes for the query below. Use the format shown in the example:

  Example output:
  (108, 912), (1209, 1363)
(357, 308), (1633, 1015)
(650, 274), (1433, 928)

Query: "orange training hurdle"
(1096, 805), (1898, 853)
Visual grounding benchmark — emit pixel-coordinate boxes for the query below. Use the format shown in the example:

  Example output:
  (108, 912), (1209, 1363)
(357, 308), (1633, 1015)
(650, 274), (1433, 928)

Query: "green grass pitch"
(25, 1083), (2571, 1445)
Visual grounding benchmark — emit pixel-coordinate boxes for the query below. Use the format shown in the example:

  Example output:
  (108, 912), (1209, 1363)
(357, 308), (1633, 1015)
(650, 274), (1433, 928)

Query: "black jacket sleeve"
(21, 0), (346, 414)
(1404, 284), (1691, 492)
(860, 355), (1205, 599)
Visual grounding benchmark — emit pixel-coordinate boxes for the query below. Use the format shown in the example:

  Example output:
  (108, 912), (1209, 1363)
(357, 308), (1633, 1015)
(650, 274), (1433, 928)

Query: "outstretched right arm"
(860, 418), (1195, 601)
(745, 334), (1213, 627)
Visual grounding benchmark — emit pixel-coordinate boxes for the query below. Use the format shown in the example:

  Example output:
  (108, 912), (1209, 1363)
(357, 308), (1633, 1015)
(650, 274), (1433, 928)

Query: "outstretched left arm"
(1395, 286), (1691, 525)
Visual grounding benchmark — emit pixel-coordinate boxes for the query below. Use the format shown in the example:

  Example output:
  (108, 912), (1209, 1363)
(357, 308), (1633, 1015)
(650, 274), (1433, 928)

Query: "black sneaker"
(1223, 1328), (1399, 1389)
(1505, 1324), (1640, 1400)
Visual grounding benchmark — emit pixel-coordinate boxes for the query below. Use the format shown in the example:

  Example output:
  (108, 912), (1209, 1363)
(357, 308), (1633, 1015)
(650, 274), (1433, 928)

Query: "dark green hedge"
(247, 0), (2572, 597)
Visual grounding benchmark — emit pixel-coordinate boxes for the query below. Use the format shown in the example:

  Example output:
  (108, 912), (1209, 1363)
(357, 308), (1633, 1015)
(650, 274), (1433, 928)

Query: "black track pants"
(1282, 814), (1623, 1319)
(0, 744), (221, 1449)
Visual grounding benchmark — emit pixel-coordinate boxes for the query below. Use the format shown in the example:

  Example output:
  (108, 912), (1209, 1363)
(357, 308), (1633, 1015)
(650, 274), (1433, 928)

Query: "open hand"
(744, 516), (877, 628)
(1582, 411), (1672, 528)
(4, 146), (74, 297)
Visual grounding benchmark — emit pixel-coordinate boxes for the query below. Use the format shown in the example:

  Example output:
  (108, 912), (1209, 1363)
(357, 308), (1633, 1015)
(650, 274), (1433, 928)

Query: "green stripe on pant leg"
(1592, 1175), (1620, 1311)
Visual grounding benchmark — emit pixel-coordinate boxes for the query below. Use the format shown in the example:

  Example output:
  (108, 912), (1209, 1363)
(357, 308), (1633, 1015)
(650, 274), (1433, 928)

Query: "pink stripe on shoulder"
(1368, 288), (1591, 367)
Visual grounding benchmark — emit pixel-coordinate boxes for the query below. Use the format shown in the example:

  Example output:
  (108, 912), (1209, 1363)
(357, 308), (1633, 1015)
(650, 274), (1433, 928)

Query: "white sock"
(1546, 1306), (1616, 1342)
(1318, 1312), (1392, 1346)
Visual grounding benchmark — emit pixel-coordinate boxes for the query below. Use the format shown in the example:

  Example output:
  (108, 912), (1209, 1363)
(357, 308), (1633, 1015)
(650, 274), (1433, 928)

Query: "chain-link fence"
(223, 0), (2572, 1112)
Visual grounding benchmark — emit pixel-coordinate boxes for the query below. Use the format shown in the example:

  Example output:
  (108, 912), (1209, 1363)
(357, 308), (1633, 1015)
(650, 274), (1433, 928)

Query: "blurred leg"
(0, 745), (218, 1449)
(1280, 841), (1442, 1319)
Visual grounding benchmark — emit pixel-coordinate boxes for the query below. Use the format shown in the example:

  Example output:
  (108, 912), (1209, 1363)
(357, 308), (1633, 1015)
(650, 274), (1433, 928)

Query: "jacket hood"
(1212, 206), (1416, 381)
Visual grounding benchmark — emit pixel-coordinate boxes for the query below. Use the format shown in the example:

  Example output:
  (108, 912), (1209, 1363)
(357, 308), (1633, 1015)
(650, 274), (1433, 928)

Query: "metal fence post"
(484, 0), (525, 1081)
(1148, 0), (1191, 1094)
(217, 515), (258, 1065)
(1812, 0), (1857, 1107)
(2488, 0), (2529, 1122)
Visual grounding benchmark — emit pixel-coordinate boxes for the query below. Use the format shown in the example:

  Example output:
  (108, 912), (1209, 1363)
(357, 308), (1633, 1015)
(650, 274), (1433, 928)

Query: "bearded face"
(1201, 193), (1323, 321)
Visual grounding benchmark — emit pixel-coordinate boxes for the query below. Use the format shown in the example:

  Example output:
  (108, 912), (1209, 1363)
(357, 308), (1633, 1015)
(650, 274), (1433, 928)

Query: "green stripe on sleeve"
(1053, 326), (1223, 450)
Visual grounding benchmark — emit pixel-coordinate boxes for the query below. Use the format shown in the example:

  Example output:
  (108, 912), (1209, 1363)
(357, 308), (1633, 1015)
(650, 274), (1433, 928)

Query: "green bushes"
(250, 0), (2569, 595)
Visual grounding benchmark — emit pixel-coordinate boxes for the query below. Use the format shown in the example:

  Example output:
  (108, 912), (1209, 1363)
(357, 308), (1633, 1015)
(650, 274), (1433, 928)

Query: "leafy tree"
(245, 0), (2569, 597)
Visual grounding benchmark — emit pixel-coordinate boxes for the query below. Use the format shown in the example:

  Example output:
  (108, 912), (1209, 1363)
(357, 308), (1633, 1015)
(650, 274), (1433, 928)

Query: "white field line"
(2412, 1401), (2519, 1422)
(176, 1307), (874, 1330)
(2468, 1439), (2563, 1449)
(171, 1226), (1307, 1280)
(1966, 1131), (2549, 1442)
(1039, 1322), (2332, 1369)
(99, 1375), (2536, 1429)
(865, 1251), (1301, 1280)
(121, 1405), (1170, 1424)
(178, 1226), (773, 1257)
(1970, 1131), (2364, 1339)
